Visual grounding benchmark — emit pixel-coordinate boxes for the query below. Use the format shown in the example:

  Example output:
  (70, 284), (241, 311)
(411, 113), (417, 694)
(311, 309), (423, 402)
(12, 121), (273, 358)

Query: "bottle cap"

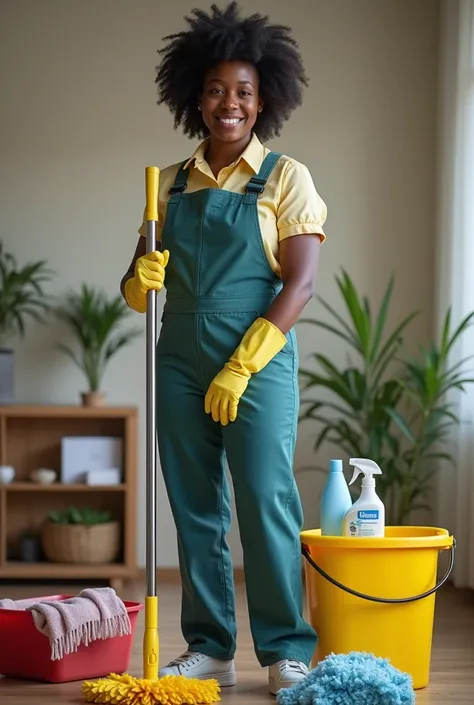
(329, 459), (343, 473)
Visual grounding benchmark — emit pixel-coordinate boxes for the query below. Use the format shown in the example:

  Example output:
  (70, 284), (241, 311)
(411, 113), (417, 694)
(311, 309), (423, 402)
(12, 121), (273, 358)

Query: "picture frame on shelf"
(60, 436), (123, 485)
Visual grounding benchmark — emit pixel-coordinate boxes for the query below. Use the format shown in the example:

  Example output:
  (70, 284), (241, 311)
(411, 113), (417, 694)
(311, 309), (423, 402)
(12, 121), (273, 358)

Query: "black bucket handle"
(301, 538), (456, 604)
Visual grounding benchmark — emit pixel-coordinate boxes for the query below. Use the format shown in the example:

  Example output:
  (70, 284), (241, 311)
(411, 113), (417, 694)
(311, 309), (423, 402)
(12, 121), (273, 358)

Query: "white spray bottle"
(343, 458), (385, 537)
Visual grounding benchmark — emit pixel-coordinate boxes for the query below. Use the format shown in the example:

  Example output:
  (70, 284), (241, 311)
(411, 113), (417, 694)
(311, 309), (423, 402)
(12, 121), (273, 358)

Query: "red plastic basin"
(0, 594), (143, 683)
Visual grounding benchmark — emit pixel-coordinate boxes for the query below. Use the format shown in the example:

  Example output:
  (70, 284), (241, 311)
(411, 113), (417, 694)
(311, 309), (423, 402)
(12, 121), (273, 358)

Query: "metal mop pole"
(143, 166), (160, 680)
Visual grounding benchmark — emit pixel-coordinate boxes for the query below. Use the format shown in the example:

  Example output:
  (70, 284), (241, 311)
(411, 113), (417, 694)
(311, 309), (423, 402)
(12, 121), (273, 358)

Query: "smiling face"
(199, 61), (262, 145)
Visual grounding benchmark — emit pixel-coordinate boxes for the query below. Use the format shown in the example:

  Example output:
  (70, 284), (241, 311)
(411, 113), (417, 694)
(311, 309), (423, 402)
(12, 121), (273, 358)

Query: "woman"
(121, 2), (327, 695)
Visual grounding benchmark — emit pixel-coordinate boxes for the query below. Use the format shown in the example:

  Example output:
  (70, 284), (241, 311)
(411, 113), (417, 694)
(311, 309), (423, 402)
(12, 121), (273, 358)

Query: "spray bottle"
(343, 458), (385, 537)
(320, 459), (353, 536)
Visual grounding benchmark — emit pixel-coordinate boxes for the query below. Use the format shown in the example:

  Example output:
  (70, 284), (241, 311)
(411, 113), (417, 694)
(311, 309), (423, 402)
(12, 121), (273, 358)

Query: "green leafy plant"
(299, 269), (474, 525)
(0, 242), (54, 346)
(48, 506), (112, 525)
(55, 284), (142, 393)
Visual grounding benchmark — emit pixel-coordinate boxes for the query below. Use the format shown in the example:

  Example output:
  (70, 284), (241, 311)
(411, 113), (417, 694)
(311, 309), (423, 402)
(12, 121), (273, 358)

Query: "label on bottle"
(347, 509), (381, 536)
(358, 510), (379, 520)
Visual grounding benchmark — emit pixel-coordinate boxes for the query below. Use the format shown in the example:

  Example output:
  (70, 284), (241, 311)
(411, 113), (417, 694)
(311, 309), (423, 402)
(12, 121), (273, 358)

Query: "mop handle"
(145, 166), (160, 597)
(143, 166), (160, 680)
(145, 166), (159, 598)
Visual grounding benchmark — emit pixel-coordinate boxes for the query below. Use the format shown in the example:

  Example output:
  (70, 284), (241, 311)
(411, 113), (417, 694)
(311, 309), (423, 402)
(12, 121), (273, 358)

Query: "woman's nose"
(221, 92), (239, 111)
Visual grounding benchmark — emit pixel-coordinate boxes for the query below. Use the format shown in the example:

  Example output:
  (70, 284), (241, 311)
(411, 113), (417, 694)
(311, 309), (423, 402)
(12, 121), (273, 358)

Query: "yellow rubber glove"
(205, 317), (288, 426)
(124, 250), (169, 313)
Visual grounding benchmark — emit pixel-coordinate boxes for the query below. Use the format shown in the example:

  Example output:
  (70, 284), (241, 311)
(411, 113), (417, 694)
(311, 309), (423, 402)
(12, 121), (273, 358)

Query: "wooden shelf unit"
(5, 483), (127, 492)
(0, 405), (138, 589)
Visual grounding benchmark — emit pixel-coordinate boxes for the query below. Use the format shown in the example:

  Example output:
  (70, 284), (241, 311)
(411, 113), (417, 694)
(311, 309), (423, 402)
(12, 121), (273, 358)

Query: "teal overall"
(156, 152), (317, 666)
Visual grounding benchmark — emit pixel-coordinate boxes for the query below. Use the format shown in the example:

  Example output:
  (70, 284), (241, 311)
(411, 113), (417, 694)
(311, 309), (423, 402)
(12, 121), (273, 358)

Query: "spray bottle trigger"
(348, 457), (382, 485)
(349, 467), (361, 485)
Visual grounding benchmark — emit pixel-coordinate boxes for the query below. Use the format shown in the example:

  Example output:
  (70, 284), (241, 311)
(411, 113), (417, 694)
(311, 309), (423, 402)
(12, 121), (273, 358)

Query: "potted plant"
(0, 242), (54, 402)
(41, 506), (120, 564)
(298, 269), (474, 525)
(55, 283), (142, 406)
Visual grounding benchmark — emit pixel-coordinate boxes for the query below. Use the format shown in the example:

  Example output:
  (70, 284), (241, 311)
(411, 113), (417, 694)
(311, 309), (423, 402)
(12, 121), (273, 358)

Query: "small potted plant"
(41, 506), (120, 564)
(0, 242), (54, 402)
(54, 284), (142, 406)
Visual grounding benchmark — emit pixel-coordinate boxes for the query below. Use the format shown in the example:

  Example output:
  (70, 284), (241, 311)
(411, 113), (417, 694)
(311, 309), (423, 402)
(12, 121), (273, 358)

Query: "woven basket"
(41, 521), (120, 564)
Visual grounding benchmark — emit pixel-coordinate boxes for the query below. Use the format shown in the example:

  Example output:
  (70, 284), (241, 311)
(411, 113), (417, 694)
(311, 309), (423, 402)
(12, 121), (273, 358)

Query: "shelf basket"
(41, 521), (121, 564)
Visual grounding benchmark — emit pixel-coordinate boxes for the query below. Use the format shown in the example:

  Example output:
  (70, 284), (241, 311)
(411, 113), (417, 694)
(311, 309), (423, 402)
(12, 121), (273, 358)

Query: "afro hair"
(155, 2), (308, 141)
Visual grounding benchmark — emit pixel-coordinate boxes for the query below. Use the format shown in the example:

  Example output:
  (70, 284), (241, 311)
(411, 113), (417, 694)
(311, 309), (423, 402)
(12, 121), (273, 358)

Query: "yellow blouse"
(138, 133), (327, 277)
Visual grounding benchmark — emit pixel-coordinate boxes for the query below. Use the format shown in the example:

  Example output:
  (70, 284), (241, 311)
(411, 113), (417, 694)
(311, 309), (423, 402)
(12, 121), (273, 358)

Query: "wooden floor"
(0, 579), (472, 703)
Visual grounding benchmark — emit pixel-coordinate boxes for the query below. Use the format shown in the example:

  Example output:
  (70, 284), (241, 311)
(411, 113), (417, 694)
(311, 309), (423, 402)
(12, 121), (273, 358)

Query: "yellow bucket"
(300, 526), (455, 689)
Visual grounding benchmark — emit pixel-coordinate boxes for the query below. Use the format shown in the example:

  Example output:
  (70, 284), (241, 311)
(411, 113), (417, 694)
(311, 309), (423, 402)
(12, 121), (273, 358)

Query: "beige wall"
(0, 0), (439, 566)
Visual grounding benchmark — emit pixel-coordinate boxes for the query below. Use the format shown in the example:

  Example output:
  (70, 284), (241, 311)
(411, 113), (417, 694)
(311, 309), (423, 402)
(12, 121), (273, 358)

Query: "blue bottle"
(320, 459), (353, 536)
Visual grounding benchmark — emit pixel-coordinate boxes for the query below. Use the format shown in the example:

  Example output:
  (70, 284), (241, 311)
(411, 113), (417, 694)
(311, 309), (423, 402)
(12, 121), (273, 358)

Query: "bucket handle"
(301, 538), (456, 604)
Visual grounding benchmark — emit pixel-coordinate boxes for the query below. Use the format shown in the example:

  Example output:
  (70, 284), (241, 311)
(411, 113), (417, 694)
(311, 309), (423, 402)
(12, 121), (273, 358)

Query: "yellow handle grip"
(143, 596), (159, 680)
(145, 166), (159, 222)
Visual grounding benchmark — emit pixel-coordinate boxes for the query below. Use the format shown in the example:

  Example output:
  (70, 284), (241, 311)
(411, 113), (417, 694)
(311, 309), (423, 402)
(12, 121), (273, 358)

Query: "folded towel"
(0, 597), (39, 610)
(275, 652), (415, 705)
(0, 587), (132, 661)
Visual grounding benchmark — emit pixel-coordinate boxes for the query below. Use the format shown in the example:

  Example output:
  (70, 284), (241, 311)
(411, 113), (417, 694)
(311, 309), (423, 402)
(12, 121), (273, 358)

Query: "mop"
(82, 167), (220, 705)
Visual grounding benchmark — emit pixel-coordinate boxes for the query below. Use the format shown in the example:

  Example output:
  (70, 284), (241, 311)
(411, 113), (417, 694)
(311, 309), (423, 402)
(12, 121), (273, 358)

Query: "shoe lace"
(279, 660), (309, 676)
(169, 651), (206, 669)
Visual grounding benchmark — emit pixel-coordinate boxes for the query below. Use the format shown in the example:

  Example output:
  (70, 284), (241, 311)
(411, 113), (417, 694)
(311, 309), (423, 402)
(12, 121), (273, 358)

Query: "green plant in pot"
(298, 269), (474, 525)
(0, 242), (54, 402)
(48, 506), (112, 525)
(55, 284), (142, 406)
(42, 506), (120, 564)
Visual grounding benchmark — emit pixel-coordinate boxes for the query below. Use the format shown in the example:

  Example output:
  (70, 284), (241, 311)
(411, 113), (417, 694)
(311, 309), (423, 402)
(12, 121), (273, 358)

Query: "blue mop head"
(276, 652), (415, 705)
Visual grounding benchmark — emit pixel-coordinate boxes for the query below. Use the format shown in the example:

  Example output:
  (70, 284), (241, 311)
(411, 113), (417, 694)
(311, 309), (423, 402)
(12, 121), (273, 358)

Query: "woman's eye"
(207, 88), (251, 97)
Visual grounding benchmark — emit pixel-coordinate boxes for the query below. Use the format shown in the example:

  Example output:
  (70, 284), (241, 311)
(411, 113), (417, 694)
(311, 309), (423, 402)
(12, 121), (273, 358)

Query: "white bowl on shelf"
(0, 466), (15, 484)
(30, 468), (57, 484)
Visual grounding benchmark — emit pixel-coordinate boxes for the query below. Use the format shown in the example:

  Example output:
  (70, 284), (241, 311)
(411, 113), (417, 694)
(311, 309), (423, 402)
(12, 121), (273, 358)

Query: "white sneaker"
(159, 651), (236, 686)
(268, 659), (310, 694)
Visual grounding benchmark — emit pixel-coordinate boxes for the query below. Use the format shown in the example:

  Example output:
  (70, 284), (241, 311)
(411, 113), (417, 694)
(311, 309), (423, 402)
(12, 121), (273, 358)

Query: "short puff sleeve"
(277, 161), (327, 243)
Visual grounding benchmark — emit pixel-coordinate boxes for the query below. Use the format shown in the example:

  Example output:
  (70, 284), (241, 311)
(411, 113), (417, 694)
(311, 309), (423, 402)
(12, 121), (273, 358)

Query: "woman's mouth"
(215, 116), (245, 127)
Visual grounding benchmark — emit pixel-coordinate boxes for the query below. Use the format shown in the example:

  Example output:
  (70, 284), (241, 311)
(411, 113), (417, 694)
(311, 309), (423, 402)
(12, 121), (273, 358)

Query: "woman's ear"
(258, 101), (263, 113)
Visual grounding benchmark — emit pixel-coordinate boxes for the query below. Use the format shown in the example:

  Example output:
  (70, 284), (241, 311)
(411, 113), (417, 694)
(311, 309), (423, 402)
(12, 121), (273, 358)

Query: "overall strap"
(168, 160), (190, 203)
(244, 152), (281, 204)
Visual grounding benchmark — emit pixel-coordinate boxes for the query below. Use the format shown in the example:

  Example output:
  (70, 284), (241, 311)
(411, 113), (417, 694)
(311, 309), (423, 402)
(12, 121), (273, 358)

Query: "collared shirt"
(138, 133), (327, 276)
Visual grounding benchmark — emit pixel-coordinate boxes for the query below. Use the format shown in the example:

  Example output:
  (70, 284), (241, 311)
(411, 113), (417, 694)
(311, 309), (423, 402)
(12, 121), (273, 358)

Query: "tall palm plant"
(299, 270), (474, 524)
(55, 284), (142, 405)
(0, 242), (54, 402)
(0, 242), (54, 345)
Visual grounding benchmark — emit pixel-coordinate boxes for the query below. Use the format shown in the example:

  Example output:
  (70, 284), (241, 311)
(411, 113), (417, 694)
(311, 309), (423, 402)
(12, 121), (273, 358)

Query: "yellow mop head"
(82, 673), (220, 704)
